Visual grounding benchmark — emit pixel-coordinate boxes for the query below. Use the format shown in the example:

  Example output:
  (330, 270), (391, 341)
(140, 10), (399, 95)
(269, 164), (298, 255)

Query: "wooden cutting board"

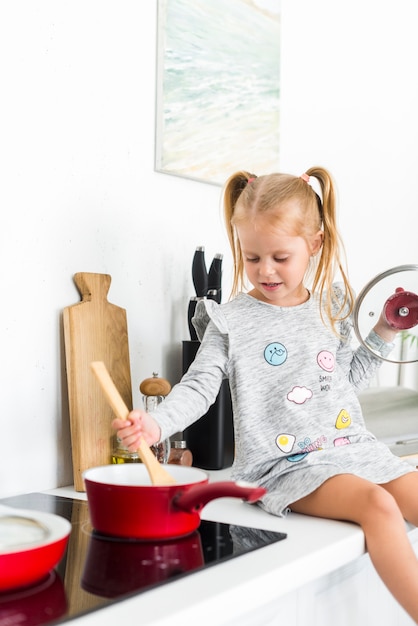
(63, 273), (133, 491)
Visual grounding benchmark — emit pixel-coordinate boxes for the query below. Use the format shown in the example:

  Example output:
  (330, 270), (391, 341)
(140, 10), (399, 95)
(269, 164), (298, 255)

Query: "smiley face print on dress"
(264, 342), (287, 366)
(317, 350), (335, 372)
(335, 409), (351, 429)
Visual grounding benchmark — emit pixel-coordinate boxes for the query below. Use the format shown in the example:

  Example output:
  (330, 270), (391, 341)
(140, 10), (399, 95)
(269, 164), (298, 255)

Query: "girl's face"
(236, 212), (323, 307)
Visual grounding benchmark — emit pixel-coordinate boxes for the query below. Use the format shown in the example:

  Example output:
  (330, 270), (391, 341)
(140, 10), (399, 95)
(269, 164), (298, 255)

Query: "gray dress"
(151, 285), (414, 516)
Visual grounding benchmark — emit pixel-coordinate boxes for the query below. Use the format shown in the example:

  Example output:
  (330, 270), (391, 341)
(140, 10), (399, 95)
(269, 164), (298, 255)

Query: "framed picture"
(155, 0), (281, 186)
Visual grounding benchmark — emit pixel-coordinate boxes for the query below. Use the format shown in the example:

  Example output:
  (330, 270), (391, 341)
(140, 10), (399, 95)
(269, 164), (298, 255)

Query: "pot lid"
(353, 264), (418, 364)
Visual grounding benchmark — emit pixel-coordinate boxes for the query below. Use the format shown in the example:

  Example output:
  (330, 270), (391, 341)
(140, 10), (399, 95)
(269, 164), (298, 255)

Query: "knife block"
(182, 341), (234, 470)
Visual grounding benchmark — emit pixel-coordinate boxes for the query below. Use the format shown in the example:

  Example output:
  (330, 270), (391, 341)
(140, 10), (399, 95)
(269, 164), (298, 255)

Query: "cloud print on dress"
(287, 386), (313, 404)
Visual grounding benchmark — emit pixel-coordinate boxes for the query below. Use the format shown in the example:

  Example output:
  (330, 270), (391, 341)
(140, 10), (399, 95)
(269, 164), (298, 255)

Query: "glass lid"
(353, 264), (418, 364)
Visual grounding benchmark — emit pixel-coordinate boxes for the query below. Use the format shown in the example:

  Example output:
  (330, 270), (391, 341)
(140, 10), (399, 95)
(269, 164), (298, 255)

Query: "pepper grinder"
(140, 373), (172, 464)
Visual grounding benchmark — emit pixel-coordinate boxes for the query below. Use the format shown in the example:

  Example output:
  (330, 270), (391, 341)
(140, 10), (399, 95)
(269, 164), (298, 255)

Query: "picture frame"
(155, 0), (281, 186)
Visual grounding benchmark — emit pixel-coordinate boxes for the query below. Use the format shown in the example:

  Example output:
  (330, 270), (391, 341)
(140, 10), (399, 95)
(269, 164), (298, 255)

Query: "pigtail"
(223, 171), (257, 297)
(307, 166), (354, 330)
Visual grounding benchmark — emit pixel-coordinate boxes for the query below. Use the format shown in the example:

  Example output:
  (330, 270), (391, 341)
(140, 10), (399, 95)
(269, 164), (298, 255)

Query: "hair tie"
(247, 177), (255, 184)
(301, 172), (322, 200)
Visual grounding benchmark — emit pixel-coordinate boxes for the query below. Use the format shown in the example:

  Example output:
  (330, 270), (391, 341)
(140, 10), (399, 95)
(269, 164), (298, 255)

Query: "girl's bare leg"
(382, 471), (418, 526)
(290, 473), (418, 623)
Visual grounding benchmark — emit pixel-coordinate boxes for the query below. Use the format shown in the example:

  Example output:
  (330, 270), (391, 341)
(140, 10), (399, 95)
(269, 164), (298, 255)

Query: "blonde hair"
(223, 166), (354, 332)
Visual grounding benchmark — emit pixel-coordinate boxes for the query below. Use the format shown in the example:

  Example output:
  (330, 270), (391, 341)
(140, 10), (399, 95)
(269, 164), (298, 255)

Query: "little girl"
(114, 167), (418, 622)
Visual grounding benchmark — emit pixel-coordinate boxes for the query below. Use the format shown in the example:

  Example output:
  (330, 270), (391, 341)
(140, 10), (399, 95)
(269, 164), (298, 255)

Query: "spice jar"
(140, 373), (172, 464)
(168, 440), (193, 466)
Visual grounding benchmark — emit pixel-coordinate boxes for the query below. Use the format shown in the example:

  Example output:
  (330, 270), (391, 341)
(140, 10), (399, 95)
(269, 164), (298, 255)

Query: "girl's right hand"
(111, 410), (162, 452)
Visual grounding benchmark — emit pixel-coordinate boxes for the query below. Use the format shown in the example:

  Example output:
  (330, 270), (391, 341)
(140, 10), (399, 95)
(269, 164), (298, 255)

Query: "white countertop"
(43, 466), (418, 626)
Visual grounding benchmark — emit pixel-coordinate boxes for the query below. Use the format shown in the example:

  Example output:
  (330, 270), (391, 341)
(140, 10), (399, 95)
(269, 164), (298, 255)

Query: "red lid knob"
(383, 288), (418, 330)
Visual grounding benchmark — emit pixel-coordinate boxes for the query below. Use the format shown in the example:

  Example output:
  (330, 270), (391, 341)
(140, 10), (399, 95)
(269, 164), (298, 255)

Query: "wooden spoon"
(90, 361), (176, 486)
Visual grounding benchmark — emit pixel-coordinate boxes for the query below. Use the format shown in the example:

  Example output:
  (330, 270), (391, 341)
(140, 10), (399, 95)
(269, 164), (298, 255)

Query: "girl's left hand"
(373, 310), (398, 343)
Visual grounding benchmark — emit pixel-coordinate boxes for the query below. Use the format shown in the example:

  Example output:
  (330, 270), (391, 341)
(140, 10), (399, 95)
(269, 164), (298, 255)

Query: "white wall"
(1, 0), (417, 497)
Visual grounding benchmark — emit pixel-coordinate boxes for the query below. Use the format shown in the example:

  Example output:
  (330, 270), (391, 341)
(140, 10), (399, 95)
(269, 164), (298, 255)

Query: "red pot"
(81, 530), (204, 598)
(0, 505), (71, 592)
(83, 464), (266, 540)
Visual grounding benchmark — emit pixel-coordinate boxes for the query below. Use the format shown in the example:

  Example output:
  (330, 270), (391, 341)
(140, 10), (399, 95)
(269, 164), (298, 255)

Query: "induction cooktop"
(0, 493), (286, 626)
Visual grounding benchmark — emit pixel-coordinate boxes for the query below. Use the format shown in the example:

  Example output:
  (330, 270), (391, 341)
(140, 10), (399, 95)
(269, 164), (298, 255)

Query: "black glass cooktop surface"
(0, 493), (286, 626)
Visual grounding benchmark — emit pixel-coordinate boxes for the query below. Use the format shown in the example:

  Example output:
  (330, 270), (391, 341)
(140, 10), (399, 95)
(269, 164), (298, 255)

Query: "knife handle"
(187, 297), (199, 341)
(208, 253), (223, 303)
(192, 246), (208, 297)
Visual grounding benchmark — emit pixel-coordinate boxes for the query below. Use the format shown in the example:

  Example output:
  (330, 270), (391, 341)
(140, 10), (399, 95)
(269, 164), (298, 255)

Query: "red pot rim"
(83, 463), (209, 488)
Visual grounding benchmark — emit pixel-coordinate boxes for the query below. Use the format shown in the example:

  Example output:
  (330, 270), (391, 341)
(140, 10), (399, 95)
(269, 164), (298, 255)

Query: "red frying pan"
(0, 505), (71, 592)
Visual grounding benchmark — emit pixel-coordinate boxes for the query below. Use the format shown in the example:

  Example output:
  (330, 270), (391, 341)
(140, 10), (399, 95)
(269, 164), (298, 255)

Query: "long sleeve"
(149, 321), (228, 441)
(336, 316), (395, 393)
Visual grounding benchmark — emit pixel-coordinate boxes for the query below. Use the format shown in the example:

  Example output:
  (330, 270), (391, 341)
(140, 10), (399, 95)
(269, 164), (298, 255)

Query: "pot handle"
(173, 481), (267, 514)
